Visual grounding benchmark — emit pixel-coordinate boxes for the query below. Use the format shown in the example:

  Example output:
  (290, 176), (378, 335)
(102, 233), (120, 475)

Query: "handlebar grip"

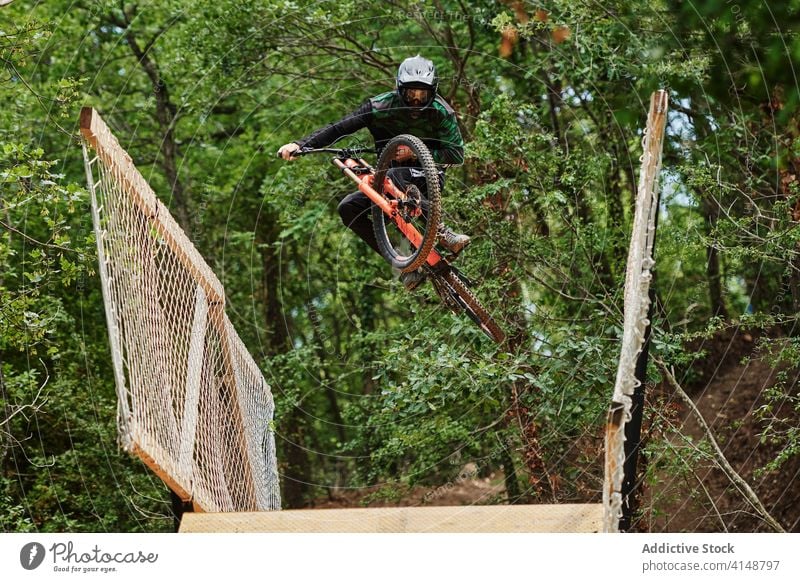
(277, 146), (311, 159)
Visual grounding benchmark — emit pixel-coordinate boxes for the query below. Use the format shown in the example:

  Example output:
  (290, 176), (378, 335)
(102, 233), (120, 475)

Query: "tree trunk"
(355, 245), (380, 395)
(497, 435), (521, 504)
(120, 22), (192, 232)
(258, 209), (311, 508)
(543, 70), (615, 292)
(683, 92), (728, 320)
(281, 409), (311, 508)
(0, 352), (9, 468)
(508, 381), (555, 502)
(489, 168), (555, 502)
(608, 142), (628, 268)
(702, 197), (728, 319)
(306, 302), (347, 444)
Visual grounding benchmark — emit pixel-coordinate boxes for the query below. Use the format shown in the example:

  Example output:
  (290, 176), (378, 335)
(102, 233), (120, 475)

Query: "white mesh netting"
(80, 107), (280, 512)
(603, 91), (668, 532)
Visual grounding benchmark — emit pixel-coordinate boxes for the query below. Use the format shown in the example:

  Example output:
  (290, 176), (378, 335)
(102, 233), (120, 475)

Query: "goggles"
(401, 87), (433, 107)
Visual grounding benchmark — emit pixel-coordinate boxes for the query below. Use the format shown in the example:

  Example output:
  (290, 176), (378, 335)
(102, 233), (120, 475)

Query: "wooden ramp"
(179, 504), (603, 533)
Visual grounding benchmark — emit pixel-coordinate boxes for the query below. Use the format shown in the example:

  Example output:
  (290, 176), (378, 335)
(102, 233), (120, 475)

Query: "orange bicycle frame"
(332, 157), (443, 268)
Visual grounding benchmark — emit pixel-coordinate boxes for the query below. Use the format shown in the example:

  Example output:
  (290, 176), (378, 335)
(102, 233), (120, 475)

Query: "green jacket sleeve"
(433, 111), (465, 166)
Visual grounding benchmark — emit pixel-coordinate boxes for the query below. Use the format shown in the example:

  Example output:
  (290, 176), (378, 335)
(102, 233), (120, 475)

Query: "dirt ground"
(312, 464), (508, 509)
(641, 328), (800, 532)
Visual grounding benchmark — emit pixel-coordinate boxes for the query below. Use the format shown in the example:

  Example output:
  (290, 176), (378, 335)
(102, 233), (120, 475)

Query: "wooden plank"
(79, 107), (225, 305)
(131, 441), (192, 502)
(178, 284), (208, 479)
(179, 504), (604, 533)
(80, 107), (158, 217)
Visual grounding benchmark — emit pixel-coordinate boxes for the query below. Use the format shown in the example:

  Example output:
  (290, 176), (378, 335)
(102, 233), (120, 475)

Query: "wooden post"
(619, 90), (668, 531)
(605, 90), (669, 532)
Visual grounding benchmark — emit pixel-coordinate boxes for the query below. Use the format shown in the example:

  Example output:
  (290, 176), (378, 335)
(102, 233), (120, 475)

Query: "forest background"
(2, 0), (800, 532)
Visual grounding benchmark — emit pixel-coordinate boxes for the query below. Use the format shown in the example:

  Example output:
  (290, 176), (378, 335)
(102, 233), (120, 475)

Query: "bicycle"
(282, 134), (506, 344)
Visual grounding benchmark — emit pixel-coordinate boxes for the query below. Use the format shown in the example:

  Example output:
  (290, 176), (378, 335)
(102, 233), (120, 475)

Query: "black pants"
(338, 166), (444, 255)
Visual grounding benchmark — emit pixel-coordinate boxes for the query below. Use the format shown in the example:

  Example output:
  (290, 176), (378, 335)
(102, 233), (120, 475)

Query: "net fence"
(603, 91), (668, 532)
(80, 107), (280, 512)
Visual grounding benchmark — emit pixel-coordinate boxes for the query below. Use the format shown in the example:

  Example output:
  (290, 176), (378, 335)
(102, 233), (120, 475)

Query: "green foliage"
(751, 339), (800, 476)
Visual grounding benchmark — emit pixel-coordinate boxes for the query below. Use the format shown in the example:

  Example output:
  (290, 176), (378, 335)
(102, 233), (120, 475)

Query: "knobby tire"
(441, 270), (506, 344)
(372, 134), (441, 273)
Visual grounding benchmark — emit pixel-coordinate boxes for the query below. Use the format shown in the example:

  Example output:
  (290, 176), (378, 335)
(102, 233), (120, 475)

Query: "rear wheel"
(372, 134), (441, 273)
(432, 270), (506, 344)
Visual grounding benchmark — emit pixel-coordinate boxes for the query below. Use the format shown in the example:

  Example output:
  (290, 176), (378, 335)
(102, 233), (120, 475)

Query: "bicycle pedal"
(446, 248), (465, 261)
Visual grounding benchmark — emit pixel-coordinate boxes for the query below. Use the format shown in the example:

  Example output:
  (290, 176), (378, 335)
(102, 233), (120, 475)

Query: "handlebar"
(276, 145), (376, 160)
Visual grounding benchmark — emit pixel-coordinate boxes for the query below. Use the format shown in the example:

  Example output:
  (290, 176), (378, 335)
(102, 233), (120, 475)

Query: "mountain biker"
(277, 55), (470, 291)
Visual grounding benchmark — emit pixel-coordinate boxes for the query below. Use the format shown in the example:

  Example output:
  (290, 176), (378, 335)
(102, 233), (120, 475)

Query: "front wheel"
(372, 134), (441, 273)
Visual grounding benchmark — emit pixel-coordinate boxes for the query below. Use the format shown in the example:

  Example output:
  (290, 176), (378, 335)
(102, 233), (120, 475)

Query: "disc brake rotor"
(398, 184), (423, 220)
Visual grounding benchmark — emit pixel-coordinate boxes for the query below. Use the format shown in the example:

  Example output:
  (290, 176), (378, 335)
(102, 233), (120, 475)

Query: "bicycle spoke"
(371, 135), (442, 273)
